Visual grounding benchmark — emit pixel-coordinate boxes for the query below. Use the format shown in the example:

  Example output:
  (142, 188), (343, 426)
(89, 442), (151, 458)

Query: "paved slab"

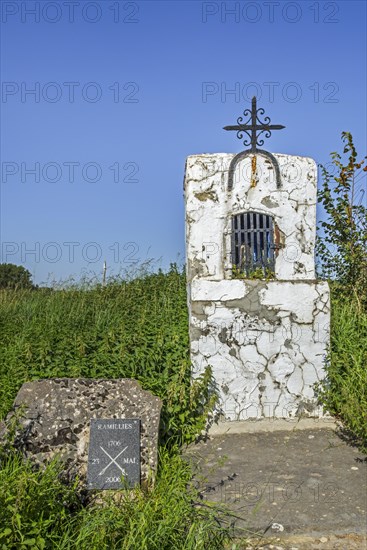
(185, 425), (367, 545)
(208, 417), (337, 435)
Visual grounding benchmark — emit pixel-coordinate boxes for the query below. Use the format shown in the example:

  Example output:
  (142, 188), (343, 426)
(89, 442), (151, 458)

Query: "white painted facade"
(184, 152), (330, 420)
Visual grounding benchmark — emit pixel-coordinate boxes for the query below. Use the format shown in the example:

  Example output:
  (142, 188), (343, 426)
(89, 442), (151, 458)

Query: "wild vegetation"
(317, 132), (367, 450)
(318, 296), (367, 449)
(0, 264), (35, 290)
(0, 264), (232, 549)
(0, 445), (230, 549)
(0, 264), (215, 448)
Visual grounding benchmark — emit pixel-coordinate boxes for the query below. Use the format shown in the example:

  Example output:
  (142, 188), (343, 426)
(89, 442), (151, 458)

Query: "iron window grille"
(231, 211), (276, 276)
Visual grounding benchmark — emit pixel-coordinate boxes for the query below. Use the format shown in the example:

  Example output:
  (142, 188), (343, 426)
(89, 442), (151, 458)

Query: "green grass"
(318, 289), (367, 450)
(0, 446), (231, 549)
(0, 265), (214, 447)
(0, 265), (231, 549)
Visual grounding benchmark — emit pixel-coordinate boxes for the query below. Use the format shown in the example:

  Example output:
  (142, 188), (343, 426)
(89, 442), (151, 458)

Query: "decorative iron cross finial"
(223, 97), (286, 189)
(223, 96), (285, 151)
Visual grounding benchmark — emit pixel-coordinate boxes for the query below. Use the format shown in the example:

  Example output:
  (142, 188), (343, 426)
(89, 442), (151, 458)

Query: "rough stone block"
(1, 378), (162, 486)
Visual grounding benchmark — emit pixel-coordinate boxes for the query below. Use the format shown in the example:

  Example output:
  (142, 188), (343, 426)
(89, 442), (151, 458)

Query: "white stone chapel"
(184, 98), (330, 421)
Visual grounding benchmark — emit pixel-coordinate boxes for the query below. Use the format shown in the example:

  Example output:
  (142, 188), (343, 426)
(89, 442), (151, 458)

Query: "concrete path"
(185, 420), (367, 549)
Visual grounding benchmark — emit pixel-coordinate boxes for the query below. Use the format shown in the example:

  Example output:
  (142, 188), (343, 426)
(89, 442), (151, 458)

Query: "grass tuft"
(318, 288), (367, 450)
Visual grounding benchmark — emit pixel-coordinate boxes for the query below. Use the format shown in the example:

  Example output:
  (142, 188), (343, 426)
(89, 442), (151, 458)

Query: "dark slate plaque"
(87, 418), (140, 490)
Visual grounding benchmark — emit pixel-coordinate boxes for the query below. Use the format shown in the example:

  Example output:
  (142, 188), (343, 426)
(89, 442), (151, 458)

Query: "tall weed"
(0, 265), (213, 446)
(318, 290), (367, 450)
(0, 446), (231, 550)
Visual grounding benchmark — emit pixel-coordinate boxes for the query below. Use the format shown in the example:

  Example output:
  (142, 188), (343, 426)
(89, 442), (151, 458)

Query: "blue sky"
(1, 0), (366, 284)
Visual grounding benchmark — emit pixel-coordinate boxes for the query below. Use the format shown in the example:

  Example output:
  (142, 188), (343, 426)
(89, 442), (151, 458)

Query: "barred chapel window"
(231, 211), (276, 277)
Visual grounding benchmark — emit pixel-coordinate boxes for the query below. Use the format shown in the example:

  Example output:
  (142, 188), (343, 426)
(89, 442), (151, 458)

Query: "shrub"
(317, 133), (367, 449)
(317, 132), (367, 309)
(318, 291), (367, 450)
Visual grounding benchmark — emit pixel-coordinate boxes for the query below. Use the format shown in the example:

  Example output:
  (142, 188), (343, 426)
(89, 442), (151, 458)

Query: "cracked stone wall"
(184, 152), (330, 420)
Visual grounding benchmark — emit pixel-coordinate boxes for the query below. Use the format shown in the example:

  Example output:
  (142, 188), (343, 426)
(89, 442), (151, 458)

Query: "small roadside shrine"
(184, 98), (330, 421)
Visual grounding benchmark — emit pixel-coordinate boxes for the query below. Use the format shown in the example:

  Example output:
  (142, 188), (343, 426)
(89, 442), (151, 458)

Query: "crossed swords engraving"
(98, 445), (128, 476)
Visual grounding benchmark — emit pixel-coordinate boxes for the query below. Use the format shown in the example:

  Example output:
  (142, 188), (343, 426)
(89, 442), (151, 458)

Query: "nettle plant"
(317, 132), (367, 309)
(231, 265), (275, 280)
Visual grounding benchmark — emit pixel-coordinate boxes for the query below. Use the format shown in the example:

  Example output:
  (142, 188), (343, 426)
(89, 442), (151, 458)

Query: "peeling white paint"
(185, 153), (318, 281)
(191, 279), (249, 301)
(184, 152), (330, 420)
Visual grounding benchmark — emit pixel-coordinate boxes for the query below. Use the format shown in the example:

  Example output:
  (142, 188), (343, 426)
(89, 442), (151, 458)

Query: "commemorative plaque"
(87, 418), (140, 490)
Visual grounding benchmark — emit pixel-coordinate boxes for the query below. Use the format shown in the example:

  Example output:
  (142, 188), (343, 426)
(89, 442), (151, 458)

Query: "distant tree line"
(0, 263), (36, 289)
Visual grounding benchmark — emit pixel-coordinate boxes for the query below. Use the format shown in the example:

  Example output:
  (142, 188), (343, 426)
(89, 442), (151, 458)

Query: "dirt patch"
(242, 533), (366, 549)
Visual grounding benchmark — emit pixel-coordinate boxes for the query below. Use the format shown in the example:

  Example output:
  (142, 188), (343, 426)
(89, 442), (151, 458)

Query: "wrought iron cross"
(223, 96), (285, 189)
(223, 96), (285, 152)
